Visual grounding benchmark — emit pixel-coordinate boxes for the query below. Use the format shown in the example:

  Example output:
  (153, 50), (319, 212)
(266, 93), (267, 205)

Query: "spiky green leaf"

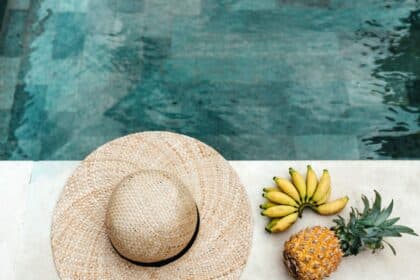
(381, 230), (402, 237)
(381, 217), (400, 227)
(361, 195), (370, 215)
(371, 190), (382, 219)
(333, 191), (418, 256)
(383, 240), (397, 255)
(375, 200), (393, 226)
(390, 225), (418, 236)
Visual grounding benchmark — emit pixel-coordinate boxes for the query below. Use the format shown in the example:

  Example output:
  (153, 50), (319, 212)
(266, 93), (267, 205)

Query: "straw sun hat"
(51, 131), (252, 279)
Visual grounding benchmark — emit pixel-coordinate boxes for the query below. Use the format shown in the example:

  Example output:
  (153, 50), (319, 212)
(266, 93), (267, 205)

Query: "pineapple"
(283, 191), (417, 280)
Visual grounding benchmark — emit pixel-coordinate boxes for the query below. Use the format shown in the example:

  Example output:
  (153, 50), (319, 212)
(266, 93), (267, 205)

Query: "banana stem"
(297, 202), (316, 217)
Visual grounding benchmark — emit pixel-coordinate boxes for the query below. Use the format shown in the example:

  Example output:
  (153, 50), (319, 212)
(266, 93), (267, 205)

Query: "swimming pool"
(0, 0), (419, 159)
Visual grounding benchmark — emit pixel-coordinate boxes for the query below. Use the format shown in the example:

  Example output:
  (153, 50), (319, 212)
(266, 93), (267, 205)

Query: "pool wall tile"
(7, 0), (30, 10)
(0, 109), (11, 140)
(10, 84), (47, 139)
(108, 0), (144, 13)
(74, 71), (131, 114)
(140, 12), (172, 38)
(203, 134), (296, 160)
(0, 57), (20, 109)
(42, 134), (115, 159)
(9, 139), (42, 159)
(145, 0), (200, 16)
(52, 12), (86, 59)
(230, 0), (278, 11)
(163, 57), (295, 83)
(57, 0), (89, 12)
(28, 56), (81, 92)
(0, 9), (27, 57)
(110, 44), (144, 79)
(141, 36), (171, 77)
(37, 112), (78, 159)
(170, 32), (314, 58)
(7, 84), (47, 159)
(86, 0), (117, 34)
(294, 135), (360, 159)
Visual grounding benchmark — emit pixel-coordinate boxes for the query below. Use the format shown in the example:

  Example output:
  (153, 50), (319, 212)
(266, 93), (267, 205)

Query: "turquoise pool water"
(0, 0), (419, 159)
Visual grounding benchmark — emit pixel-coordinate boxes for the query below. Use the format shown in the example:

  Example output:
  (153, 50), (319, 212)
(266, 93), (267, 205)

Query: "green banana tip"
(307, 165), (312, 169)
(272, 176), (277, 180)
(265, 227), (272, 233)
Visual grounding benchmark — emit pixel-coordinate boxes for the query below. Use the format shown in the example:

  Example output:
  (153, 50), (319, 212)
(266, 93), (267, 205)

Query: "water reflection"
(363, 9), (420, 158)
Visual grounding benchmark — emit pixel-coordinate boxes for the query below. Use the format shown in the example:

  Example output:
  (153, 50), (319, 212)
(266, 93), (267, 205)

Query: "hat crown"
(105, 170), (198, 264)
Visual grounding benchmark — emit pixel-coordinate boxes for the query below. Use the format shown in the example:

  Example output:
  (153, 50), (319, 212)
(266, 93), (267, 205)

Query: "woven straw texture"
(105, 170), (198, 263)
(51, 131), (252, 279)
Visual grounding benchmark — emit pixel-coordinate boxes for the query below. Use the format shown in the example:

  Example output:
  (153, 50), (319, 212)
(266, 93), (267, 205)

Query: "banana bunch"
(261, 166), (349, 233)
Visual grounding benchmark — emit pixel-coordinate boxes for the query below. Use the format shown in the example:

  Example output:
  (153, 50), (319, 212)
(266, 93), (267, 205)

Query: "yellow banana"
(305, 165), (318, 202)
(311, 169), (330, 203)
(273, 177), (301, 203)
(259, 201), (277, 209)
(261, 205), (297, 218)
(265, 218), (279, 231)
(314, 196), (349, 215)
(263, 191), (299, 207)
(266, 213), (299, 233)
(263, 187), (280, 193)
(289, 168), (306, 201)
(316, 185), (331, 205)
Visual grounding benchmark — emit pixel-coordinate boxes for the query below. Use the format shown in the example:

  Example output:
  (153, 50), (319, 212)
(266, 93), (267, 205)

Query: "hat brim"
(51, 131), (253, 279)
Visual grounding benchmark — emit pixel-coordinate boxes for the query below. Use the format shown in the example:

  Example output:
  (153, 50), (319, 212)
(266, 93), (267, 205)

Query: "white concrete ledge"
(1, 161), (419, 279)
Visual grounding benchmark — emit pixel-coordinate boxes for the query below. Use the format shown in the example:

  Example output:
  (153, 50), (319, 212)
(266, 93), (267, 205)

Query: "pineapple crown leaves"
(332, 190), (417, 257)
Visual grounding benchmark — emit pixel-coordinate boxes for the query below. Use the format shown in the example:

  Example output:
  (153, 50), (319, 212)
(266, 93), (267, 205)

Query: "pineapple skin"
(283, 226), (343, 280)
